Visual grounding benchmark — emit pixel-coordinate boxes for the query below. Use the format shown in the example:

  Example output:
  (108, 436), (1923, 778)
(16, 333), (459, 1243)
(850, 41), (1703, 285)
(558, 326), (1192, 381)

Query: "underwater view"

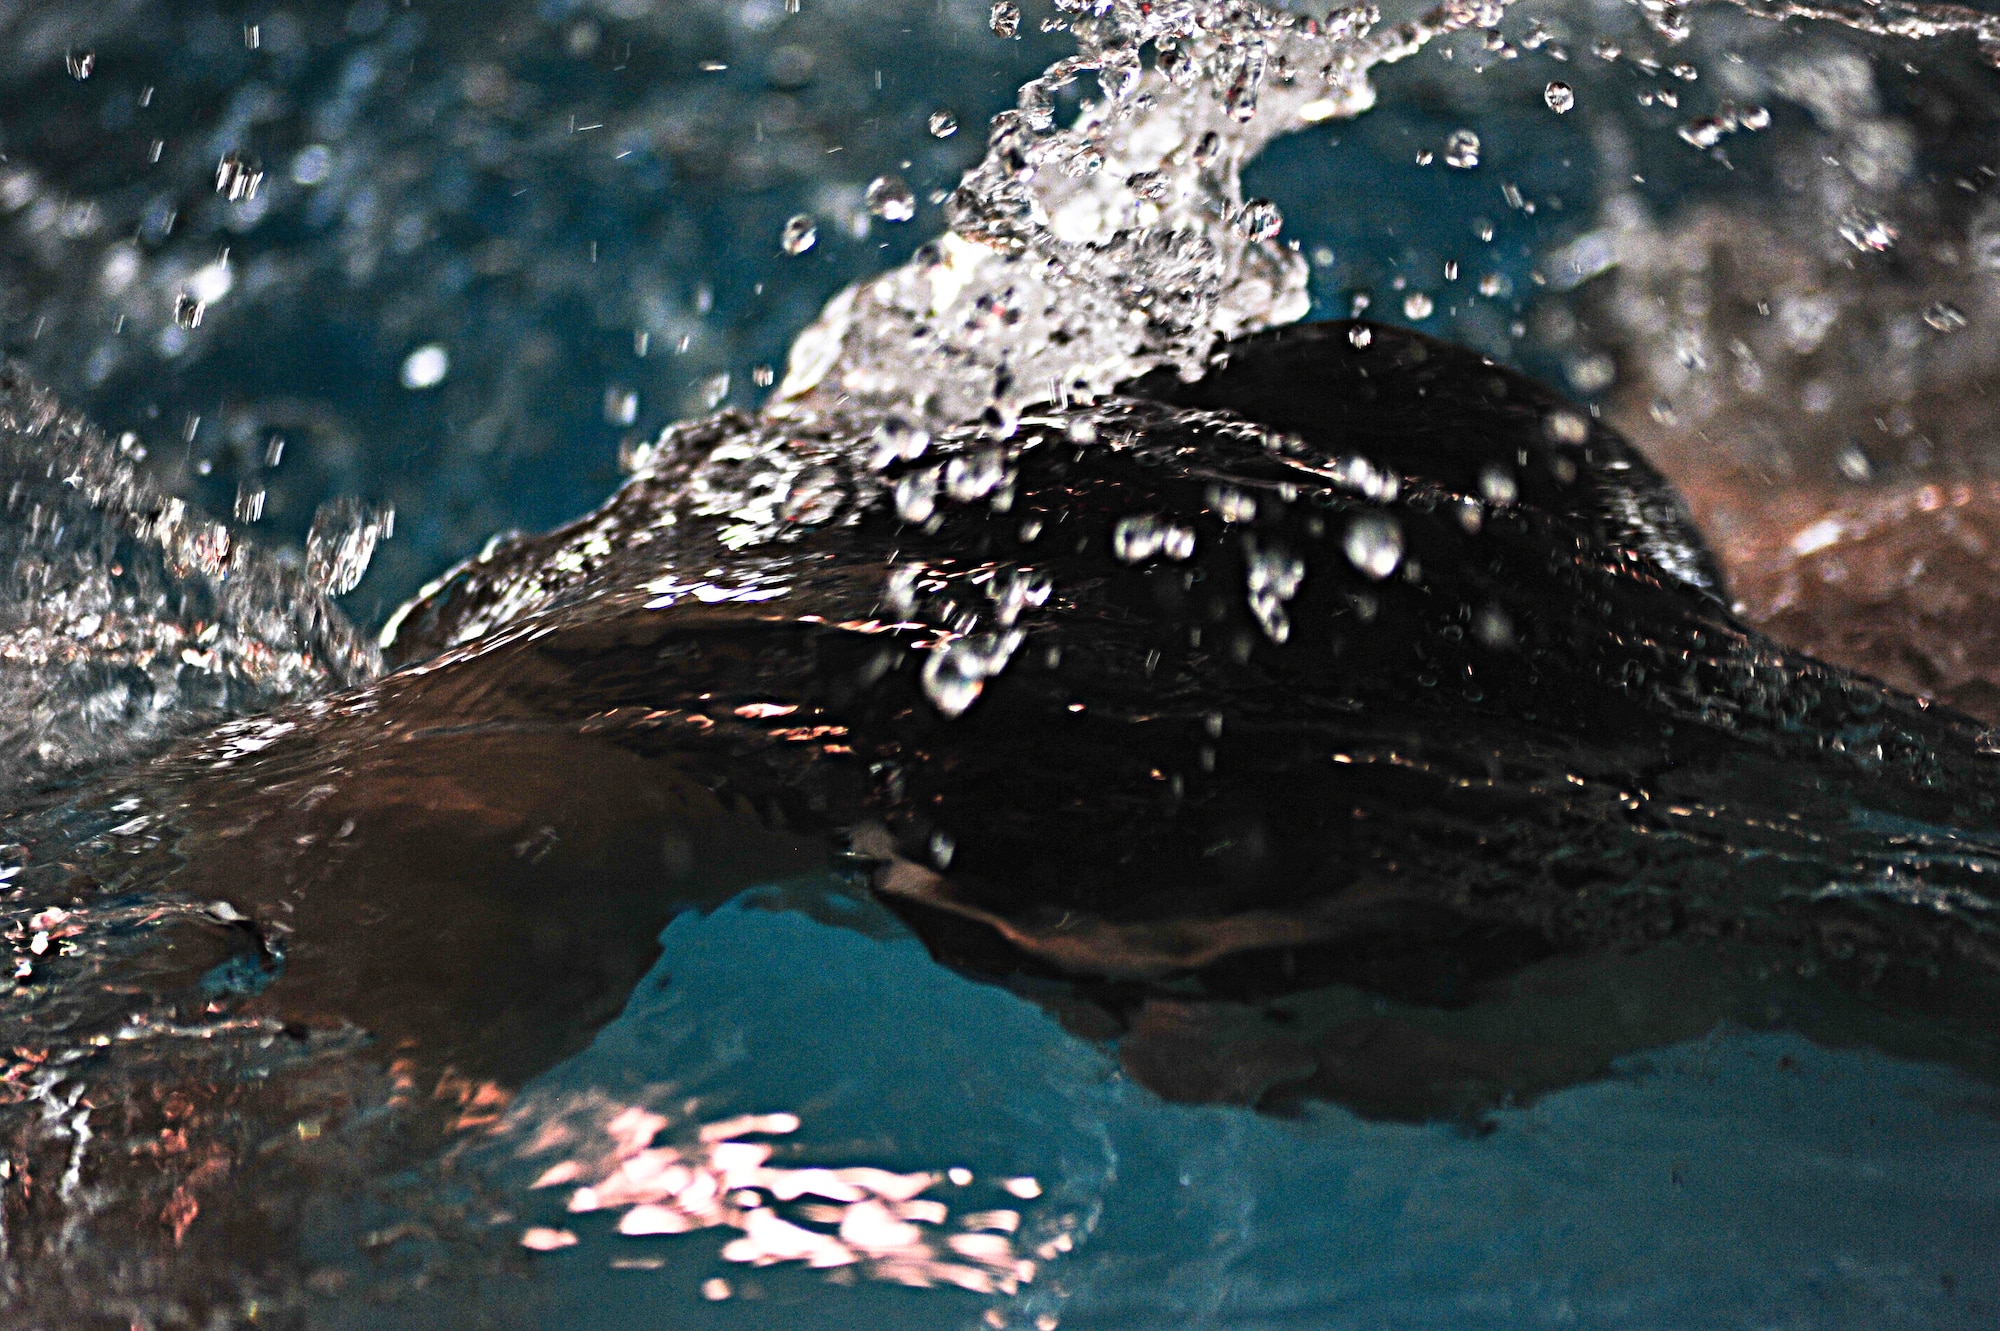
(2, 0), (2000, 1325)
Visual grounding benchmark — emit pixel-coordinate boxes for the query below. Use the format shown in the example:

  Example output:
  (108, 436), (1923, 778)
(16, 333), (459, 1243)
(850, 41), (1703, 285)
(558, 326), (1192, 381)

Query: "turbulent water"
(3, 0), (2000, 1326)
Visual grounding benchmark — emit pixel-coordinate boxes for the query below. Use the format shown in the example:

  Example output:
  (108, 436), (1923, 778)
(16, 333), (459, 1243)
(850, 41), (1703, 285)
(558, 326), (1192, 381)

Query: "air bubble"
(1403, 292), (1434, 320)
(1443, 129), (1481, 169)
(990, 1), (1020, 37)
(1544, 81), (1574, 113)
(929, 110), (958, 138)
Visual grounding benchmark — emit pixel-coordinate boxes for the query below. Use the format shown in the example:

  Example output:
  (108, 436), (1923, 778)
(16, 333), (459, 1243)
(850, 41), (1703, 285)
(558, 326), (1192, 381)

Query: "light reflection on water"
(451, 884), (2000, 1330)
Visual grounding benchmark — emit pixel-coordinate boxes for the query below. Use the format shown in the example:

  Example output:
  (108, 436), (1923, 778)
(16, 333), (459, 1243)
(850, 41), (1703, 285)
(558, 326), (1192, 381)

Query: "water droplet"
(990, 1), (1020, 37)
(65, 50), (95, 80)
(1478, 463), (1518, 505)
(214, 151), (264, 202)
(291, 144), (333, 186)
(1206, 485), (1258, 524)
(945, 449), (1006, 501)
(1544, 409), (1590, 445)
(1473, 602), (1515, 648)
(1348, 325), (1373, 348)
(928, 110), (958, 138)
(1191, 130), (1221, 167)
(866, 175), (916, 222)
(1837, 208), (1898, 253)
(1330, 454), (1398, 501)
(1544, 81), (1574, 113)
(1443, 129), (1481, 169)
(884, 566), (927, 624)
(233, 484), (265, 524)
(1112, 514), (1196, 563)
(870, 418), (931, 469)
(307, 498), (393, 597)
(1924, 301), (1968, 332)
(521, 1227), (579, 1252)
(400, 344), (449, 389)
(1403, 292), (1434, 320)
(895, 467), (940, 524)
(604, 388), (639, 426)
(1236, 198), (1283, 242)
(992, 568), (1052, 625)
(1678, 115), (1730, 149)
(1244, 536), (1305, 642)
(173, 293), (205, 330)
(921, 631), (1024, 717)
(1343, 515), (1403, 580)
(780, 214), (818, 255)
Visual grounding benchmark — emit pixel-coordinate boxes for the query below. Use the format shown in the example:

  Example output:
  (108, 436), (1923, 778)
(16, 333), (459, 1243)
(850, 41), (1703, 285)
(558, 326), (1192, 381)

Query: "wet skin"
(88, 319), (2000, 1122)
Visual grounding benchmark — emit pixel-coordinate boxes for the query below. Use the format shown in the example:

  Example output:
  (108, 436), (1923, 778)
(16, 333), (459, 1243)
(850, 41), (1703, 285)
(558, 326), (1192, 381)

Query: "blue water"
(5, 3), (2000, 1324)
(445, 884), (2000, 1330)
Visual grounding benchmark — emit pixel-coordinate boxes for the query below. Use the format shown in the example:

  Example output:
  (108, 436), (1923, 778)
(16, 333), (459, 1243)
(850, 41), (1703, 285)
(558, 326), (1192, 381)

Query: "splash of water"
(772, 0), (1514, 432)
(0, 366), (377, 793)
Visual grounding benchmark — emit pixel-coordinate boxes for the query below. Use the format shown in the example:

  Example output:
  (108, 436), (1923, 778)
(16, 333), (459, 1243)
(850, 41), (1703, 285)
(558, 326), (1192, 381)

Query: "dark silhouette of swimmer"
(115, 321), (2000, 1116)
(8, 323), (2000, 1320)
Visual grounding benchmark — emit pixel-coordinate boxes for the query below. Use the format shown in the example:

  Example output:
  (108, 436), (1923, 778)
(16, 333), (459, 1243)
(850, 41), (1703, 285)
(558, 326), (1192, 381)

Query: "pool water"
(2, 0), (2000, 1326)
